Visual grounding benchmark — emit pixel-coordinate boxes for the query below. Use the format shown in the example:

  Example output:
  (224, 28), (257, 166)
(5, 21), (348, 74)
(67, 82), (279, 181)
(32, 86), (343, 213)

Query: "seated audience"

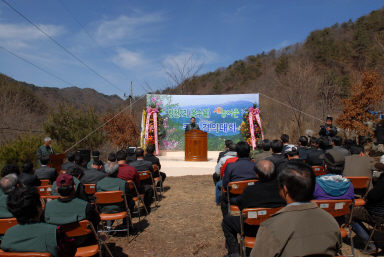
(349, 162), (384, 254)
(265, 140), (287, 171)
(250, 162), (341, 257)
(61, 152), (76, 172)
(332, 136), (350, 156)
(297, 136), (310, 160)
(87, 150), (104, 172)
(0, 174), (20, 218)
(130, 148), (154, 174)
(117, 150), (153, 212)
(45, 174), (99, 228)
(96, 163), (135, 214)
(1, 164), (19, 178)
(144, 144), (166, 184)
(1, 186), (76, 257)
(52, 167), (87, 201)
(306, 136), (331, 166)
(35, 156), (57, 183)
(286, 148), (301, 162)
(214, 143), (237, 184)
(217, 140), (233, 163)
(222, 141), (257, 215)
(253, 139), (271, 162)
(19, 160), (40, 187)
(313, 149), (354, 200)
(222, 160), (285, 257)
(344, 145), (374, 178)
(80, 160), (106, 184)
(281, 134), (295, 154)
(126, 148), (137, 164)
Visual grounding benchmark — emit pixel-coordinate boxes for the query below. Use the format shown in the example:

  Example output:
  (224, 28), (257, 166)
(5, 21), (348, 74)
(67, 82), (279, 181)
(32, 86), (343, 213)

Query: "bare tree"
(162, 53), (204, 94)
(275, 58), (322, 137)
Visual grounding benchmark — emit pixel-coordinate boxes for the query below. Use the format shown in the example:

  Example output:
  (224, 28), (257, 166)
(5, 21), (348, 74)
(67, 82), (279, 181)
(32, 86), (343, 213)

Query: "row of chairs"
(0, 165), (164, 256)
(223, 174), (372, 256)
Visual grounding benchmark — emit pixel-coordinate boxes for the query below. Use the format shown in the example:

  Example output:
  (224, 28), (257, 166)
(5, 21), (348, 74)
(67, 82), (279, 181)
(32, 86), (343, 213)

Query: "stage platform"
(160, 151), (220, 177)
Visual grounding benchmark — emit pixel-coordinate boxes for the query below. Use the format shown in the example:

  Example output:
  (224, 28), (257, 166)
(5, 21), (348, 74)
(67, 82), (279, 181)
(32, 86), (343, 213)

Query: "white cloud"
(94, 12), (164, 46)
(162, 47), (219, 71)
(111, 47), (147, 69)
(0, 22), (65, 49)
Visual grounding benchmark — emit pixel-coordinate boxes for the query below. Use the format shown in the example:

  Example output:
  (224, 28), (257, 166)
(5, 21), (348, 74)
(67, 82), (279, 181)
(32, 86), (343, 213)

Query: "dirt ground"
(107, 175), (375, 257)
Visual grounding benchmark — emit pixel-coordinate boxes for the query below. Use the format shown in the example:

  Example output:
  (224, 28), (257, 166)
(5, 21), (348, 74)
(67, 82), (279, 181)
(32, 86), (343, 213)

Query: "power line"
(1, 0), (125, 95)
(0, 45), (77, 87)
(56, 0), (134, 97)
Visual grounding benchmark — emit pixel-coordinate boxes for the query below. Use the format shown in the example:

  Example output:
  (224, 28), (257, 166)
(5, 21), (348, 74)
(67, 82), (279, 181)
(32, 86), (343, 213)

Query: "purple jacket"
(313, 182), (354, 200)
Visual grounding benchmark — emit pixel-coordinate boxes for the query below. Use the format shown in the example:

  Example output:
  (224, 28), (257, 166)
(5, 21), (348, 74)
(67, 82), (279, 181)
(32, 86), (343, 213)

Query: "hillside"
(0, 73), (124, 142)
(155, 7), (384, 138)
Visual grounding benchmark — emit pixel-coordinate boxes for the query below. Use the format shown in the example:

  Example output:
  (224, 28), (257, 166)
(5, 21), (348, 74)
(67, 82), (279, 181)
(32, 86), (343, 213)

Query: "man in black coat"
(80, 160), (106, 185)
(222, 160), (285, 257)
(222, 142), (257, 216)
(34, 157), (57, 183)
(265, 140), (287, 172)
(319, 116), (338, 137)
(185, 117), (200, 132)
(19, 160), (40, 187)
(144, 145), (166, 183)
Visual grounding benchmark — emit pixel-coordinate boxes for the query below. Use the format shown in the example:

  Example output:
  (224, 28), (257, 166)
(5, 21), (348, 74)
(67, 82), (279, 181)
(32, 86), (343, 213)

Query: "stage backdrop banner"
(146, 94), (259, 151)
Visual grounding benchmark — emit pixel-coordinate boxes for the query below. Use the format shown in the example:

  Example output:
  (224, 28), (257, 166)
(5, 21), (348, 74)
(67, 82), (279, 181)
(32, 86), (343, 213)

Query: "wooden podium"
(49, 154), (66, 172)
(185, 130), (208, 161)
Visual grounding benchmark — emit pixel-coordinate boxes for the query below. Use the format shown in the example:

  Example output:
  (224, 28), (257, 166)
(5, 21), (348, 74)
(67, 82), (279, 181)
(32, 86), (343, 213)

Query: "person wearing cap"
(2, 186), (76, 257)
(37, 137), (54, 166)
(222, 160), (285, 257)
(87, 150), (104, 171)
(51, 167), (87, 201)
(319, 116), (337, 137)
(80, 160), (106, 185)
(45, 174), (99, 228)
(313, 149), (354, 201)
(35, 156), (57, 183)
(96, 163), (134, 212)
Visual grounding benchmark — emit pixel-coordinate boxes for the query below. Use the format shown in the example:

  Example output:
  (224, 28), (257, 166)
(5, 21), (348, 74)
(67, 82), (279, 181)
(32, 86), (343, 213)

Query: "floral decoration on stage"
(142, 96), (166, 155)
(240, 104), (264, 149)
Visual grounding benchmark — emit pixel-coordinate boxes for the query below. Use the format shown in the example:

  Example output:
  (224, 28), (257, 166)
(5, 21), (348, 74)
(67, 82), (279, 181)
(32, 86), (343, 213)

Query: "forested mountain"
(155, 8), (384, 138)
(0, 73), (124, 142)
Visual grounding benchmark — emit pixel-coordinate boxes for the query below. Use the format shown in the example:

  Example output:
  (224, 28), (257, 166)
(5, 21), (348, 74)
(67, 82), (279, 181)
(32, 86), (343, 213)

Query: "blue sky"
(0, 0), (383, 98)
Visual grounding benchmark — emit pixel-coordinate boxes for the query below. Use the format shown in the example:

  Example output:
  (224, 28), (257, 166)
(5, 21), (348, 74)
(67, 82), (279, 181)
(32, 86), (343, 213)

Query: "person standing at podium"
(185, 117), (200, 132)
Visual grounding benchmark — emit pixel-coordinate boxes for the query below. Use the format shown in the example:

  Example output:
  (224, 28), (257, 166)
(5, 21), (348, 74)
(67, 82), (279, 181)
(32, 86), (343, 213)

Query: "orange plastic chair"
(311, 199), (353, 238)
(36, 186), (52, 197)
(226, 180), (258, 215)
(84, 184), (96, 195)
(344, 176), (370, 206)
(0, 250), (51, 257)
(94, 191), (131, 238)
(312, 166), (326, 176)
(63, 220), (112, 257)
(240, 207), (282, 256)
(126, 180), (148, 220)
(40, 180), (50, 186)
(0, 218), (17, 236)
(138, 170), (159, 206)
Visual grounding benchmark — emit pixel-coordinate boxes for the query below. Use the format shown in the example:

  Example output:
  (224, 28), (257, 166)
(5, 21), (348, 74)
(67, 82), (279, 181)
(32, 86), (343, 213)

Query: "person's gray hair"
(105, 163), (119, 175)
(0, 174), (19, 194)
(44, 137), (52, 142)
